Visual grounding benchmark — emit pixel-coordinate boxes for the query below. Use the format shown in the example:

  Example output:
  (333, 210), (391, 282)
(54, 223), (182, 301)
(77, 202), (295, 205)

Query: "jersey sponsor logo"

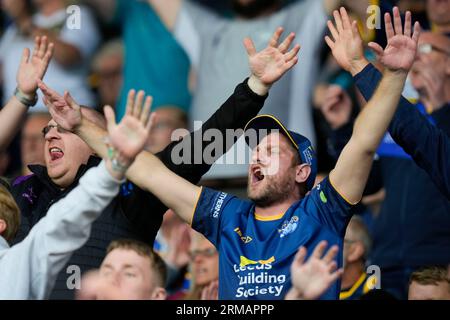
(278, 216), (299, 238)
(212, 192), (228, 218)
(233, 255), (285, 298)
(239, 255), (275, 267)
(234, 227), (253, 244)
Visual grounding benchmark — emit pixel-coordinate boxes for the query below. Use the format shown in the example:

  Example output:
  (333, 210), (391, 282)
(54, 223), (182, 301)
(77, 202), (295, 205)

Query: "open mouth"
(251, 166), (265, 185)
(49, 147), (64, 161)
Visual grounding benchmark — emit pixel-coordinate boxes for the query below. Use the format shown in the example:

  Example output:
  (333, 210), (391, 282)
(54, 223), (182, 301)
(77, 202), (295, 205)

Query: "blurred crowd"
(0, 0), (449, 300)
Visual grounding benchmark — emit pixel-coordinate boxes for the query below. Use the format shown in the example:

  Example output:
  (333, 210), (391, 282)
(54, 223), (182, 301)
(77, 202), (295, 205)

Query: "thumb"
(368, 42), (384, 59)
(104, 105), (117, 131)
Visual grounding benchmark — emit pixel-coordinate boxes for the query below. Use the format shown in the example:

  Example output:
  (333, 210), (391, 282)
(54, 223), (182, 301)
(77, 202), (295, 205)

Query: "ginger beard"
(247, 133), (301, 208)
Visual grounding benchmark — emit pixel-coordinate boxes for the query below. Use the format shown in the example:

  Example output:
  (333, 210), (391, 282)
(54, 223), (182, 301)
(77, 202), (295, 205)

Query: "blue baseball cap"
(244, 114), (318, 191)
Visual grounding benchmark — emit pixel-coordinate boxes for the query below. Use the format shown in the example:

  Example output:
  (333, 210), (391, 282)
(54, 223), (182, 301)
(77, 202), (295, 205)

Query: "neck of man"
(341, 260), (365, 290)
(254, 196), (298, 219)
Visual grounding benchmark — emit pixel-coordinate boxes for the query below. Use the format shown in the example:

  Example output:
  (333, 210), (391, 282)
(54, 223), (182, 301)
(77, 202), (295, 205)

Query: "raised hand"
(325, 7), (367, 75)
(39, 80), (82, 131)
(104, 90), (155, 170)
(288, 241), (343, 300)
(244, 27), (300, 94)
(17, 36), (54, 96)
(367, 7), (420, 73)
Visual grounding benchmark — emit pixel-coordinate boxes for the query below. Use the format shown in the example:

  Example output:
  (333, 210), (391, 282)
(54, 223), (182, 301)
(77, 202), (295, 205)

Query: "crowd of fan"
(0, 0), (449, 300)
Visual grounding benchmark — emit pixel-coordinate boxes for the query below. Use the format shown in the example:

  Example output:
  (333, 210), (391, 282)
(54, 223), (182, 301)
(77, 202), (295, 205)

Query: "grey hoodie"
(0, 161), (122, 299)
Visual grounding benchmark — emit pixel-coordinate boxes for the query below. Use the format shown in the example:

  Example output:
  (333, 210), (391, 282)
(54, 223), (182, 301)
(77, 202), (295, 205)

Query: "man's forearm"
(0, 97), (29, 151)
(75, 118), (109, 159)
(352, 70), (407, 152)
(126, 151), (200, 223)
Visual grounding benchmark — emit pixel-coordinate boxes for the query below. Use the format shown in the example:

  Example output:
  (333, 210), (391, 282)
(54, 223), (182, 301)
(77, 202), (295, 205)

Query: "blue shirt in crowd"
(192, 177), (357, 300)
(112, 0), (191, 119)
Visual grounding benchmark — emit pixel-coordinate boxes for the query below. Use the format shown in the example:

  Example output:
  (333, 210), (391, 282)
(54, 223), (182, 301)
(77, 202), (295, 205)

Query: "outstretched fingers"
(278, 32), (296, 54)
(292, 246), (307, 268)
(322, 245), (339, 264)
(37, 36), (48, 59)
(125, 89), (136, 116)
(312, 240), (328, 259)
(284, 44), (300, 62)
(384, 12), (395, 40)
(412, 21), (421, 44)
(404, 11), (412, 37)
(393, 7), (403, 35)
(133, 90), (145, 118)
(268, 27), (284, 48)
(333, 10), (344, 33)
(140, 95), (153, 126)
(339, 7), (352, 30)
(327, 20), (339, 42)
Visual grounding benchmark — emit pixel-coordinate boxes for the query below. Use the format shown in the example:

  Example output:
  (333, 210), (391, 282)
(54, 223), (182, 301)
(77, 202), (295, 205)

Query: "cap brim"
(244, 114), (299, 150)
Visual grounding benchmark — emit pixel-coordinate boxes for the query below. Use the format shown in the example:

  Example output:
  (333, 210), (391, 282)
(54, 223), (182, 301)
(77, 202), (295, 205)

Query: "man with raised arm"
(19, 28), (297, 299)
(323, 7), (450, 299)
(0, 91), (152, 299)
(46, 10), (419, 299)
(0, 36), (53, 151)
(325, 7), (450, 201)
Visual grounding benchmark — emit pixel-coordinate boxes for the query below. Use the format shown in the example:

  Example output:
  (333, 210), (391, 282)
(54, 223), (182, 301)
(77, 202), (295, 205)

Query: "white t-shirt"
(0, 6), (100, 112)
(175, 0), (327, 179)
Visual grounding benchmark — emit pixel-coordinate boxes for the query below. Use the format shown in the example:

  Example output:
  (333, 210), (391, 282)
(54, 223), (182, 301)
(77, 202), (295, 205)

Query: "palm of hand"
(333, 32), (364, 71)
(380, 35), (416, 71)
(249, 47), (286, 85)
(109, 116), (148, 160)
(17, 56), (44, 94)
(292, 259), (333, 300)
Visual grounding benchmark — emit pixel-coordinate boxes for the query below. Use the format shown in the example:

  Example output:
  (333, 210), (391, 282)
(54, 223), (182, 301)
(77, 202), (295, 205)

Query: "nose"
(44, 126), (60, 141)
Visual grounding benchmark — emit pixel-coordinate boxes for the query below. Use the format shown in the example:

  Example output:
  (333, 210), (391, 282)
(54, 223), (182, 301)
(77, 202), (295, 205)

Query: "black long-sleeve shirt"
(12, 78), (267, 299)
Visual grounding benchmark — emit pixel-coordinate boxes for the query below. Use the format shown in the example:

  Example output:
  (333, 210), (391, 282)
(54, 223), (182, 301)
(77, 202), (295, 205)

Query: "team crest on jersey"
(234, 227), (253, 244)
(278, 216), (299, 238)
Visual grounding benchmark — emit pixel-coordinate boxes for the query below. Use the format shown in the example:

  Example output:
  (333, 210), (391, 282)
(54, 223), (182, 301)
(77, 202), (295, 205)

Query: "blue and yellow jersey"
(340, 273), (378, 300)
(191, 177), (358, 300)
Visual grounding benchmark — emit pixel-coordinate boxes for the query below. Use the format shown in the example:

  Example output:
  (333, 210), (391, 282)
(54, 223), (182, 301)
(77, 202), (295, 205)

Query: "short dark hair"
(107, 239), (167, 287)
(409, 266), (450, 290)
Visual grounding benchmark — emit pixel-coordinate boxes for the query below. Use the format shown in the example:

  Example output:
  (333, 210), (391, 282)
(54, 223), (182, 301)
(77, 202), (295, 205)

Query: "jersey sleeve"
(305, 177), (358, 235)
(191, 187), (236, 247)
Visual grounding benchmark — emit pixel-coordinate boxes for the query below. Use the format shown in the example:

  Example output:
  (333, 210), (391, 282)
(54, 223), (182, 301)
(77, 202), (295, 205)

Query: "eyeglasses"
(418, 43), (450, 56)
(41, 125), (69, 138)
(189, 248), (217, 260)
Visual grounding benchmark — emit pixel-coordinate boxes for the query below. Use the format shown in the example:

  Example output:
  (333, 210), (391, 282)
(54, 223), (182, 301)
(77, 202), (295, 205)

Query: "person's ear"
(295, 164), (311, 184)
(347, 241), (365, 263)
(0, 219), (7, 237)
(151, 287), (167, 300)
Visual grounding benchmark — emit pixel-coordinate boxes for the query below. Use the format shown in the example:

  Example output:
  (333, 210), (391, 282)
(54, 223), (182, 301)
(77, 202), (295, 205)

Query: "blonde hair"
(0, 181), (20, 242)
(107, 239), (167, 287)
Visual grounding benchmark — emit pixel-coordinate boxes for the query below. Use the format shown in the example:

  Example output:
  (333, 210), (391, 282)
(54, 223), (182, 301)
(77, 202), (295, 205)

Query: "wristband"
(14, 87), (38, 107)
